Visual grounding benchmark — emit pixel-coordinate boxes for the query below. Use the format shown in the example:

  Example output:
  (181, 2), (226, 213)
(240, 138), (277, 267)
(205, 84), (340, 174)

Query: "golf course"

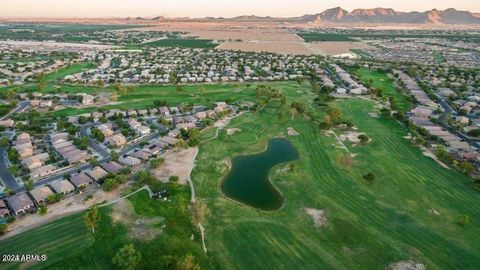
(1, 80), (480, 269)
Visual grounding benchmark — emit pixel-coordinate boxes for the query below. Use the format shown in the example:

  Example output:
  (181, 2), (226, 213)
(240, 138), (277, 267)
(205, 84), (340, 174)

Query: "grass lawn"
(0, 212), (94, 270)
(355, 68), (412, 112)
(191, 86), (480, 269)
(142, 39), (218, 49)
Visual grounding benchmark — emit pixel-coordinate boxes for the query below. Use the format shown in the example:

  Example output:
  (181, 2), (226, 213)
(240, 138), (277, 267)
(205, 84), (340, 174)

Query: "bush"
(358, 134), (370, 143)
(169, 175), (179, 183)
(363, 172), (376, 183)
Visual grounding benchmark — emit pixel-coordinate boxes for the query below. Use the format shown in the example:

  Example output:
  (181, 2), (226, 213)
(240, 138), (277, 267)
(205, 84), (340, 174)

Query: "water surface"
(221, 138), (299, 211)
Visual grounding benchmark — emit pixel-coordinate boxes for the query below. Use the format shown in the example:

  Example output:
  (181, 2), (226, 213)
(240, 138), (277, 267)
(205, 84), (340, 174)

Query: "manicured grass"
(298, 33), (357, 42)
(142, 39), (218, 48)
(231, 132), (258, 144)
(0, 212), (94, 270)
(355, 68), (412, 112)
(191, 87), (480, 269)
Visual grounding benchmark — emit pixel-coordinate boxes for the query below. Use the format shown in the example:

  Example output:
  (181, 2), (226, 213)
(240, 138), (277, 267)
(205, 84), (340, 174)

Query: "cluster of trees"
(90, 127), (105, 142)
(102, 174), (127, 192)
(150, 157), (165, 169)
(180, 128), (200, 147)
(320, 106), (342, 129)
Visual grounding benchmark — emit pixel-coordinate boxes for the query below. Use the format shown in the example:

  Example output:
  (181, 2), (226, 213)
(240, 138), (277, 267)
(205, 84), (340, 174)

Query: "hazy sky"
(2, 0), (480, 18)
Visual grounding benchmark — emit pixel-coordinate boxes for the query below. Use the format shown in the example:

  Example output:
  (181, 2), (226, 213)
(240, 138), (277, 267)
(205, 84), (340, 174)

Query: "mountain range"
(293, 7), (480, 24)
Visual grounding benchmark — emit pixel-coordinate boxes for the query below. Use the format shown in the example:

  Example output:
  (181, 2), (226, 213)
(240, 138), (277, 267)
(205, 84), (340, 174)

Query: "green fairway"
(142, 38), (218, 48)
(231, 132), (258, 144)
(355, 68), (412, 112)
(0, 212), (93, 270)
(191, 87), (480, 269)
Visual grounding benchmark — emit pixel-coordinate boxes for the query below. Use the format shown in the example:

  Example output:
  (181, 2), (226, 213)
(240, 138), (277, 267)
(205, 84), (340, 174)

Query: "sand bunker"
(287, 127), (300, 136)
(227, 128), (241, 135)
(339, 131), (366, 143)
(387, 261), (426, 270)
(304, 208), (327, 228)
(151, 147), (198, 184)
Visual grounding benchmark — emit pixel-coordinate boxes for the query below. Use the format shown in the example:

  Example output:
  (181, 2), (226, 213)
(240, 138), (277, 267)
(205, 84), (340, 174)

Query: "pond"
(221, 138), (299, 211)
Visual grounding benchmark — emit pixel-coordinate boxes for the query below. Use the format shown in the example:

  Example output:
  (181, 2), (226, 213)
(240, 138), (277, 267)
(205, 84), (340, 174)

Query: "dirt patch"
(304, 208), (327, 228)
(227, 128), (241, 135)
(151, 147), (198, 184)
(308, 41), (372, 56)
(369, 112), (379, 118)
(420, 146), (450, 170)
(287, 127), (300, 136)
(111, 199), (164, 241)
(387, 260), (426, 270)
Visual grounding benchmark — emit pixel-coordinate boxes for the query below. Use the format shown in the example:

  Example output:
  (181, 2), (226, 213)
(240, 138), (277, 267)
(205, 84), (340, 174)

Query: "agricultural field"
(354, 68), (412, 112)
(298, 32), (358, 42)
(142, 38), (218, 48)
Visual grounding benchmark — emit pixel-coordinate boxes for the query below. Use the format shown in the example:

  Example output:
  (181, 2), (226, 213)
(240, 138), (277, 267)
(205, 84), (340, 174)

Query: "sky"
(1, 0), (479, 18)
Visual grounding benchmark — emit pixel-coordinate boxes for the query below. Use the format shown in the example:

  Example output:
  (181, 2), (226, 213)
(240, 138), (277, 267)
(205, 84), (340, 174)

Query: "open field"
(217, 41), (319, 55)
(307, 41), (372, 56)
(142, 38), (218, 48)
(190, 84), (480, 269)
(298, 33), (358, 42)
(354, 68), (412, 112)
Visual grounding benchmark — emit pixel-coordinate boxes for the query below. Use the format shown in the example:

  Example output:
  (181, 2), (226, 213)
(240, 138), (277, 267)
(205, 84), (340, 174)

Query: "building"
(0, 119), (14, 128)
(101, 161), (123, 174)
(30, 164), (56, 179)
(0, 200), (10, 218)
(109, 134), (127, 147)
(29, 186), (54, 205)
(85, 167), (108, 182)
(70, 172), (94, 188)
(6, 193), (35, 215)
(118, 156), (142, 167)
(50, 180), (75, 195)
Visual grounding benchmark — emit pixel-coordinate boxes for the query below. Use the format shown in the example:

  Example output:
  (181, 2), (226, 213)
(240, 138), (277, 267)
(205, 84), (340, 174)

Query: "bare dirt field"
(308, 41), (372, 55)
(151, 147), (198, 184)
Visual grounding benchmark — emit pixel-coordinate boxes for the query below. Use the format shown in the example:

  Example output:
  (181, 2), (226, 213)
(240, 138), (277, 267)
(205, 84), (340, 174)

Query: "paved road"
(0, 131), (19, 191)
(79, 124), (110, 158)
(0, 101), (30, 121)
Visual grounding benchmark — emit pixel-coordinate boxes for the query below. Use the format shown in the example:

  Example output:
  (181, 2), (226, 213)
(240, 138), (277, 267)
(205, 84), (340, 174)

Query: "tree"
(457, 214), (469, 227)
(190, 199), (209, 227)
(83, 206), (100, 234)
(0, 224), (8, 235)
(326, 107), (342, 123)
(89, 157), (100, 167)
(24, 179), (34, 191)
(150, 157), (165, 169)
(358, 134), (370, 143)
(38, 205), (48, 216)
(169, 175), (179, 183)
(112, 244), (141, 270)
(0, 136), (9, 148)
(459, 162), (474, 175)
(36, 73), (45, 93)
(363, 172), (376, 183)
(177, 254), (201, 270)
(111, 151), (119, 161)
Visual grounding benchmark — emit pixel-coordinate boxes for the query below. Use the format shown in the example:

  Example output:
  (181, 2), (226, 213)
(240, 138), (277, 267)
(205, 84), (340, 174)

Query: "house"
(136, 125), (151, 136)
(82, 94), (95, 105)
(159, 106), (170, 116)
(64, 150), (89, 164)
(109, 134), (127, 147)
(158, 136), (179, 146)
(6, 193), (35, 215)
(455, 116), (470, 125)
(0, 119), (14, 128)
(50, 132), (70, 145)
(0, 200), (10, 218)
(22, 153), (49, 170)
(101, 161), (123, 174)
(70, 172), (94, 188)
(29, 186), (54, 205)
(129, 150), (152, 161)
(85, 167), (108, 182)
(168, 129), (180, 138)
(30, 164), (56, 178)
(15, 143), (33, 159)
(118, 156), (142, 167)
(195, 111), (207, 119)
(336, 88), (347, 95)
(50, 180), (75, 195)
